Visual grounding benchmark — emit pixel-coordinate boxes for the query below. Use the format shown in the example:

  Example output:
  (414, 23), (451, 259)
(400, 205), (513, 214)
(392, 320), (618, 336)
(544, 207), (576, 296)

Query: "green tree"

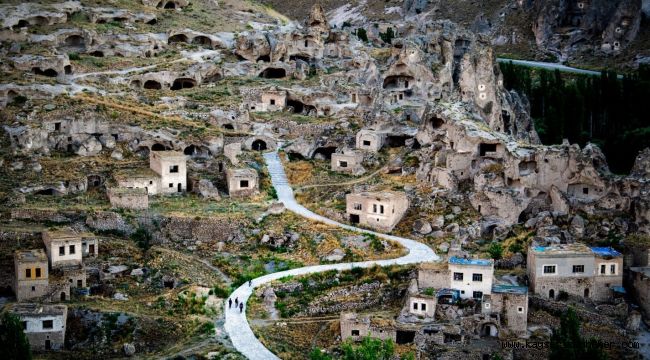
(355, 28), (368, 42)
(341, 336), (394, 360)
(379, 27), (395, 44)
(0, 312), (32, 360)
(487, 242), (503, 260)
(309, 348), (333, 360)
(549, 307), (607, 360)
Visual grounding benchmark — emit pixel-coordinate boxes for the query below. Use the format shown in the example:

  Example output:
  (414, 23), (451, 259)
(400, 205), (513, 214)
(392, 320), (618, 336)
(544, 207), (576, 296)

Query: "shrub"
(487, 242), (503, 260)
(68, 52), (80, 60)
(379, 27), (395, 44)
(212, 285), (229, 298)
(355, 28), (368, 42)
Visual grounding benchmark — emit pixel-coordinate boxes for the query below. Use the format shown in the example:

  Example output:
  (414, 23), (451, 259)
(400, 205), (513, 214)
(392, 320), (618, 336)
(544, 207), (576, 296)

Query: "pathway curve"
(223, 150), (439, 360)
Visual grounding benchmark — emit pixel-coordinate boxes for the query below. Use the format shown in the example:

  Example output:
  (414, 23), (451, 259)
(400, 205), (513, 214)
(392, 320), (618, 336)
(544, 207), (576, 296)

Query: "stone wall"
(156, 215), (247, 252)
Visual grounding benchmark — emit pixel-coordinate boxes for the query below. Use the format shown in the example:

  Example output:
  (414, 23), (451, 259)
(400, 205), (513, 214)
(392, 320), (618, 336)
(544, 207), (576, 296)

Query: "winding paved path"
(223, 151), (439, 360)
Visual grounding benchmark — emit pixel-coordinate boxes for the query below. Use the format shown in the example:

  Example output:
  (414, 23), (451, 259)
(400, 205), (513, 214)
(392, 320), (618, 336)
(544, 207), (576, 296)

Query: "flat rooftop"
(15, 249), (47, 262)
(10, 303), (67, 316)
(109, 187), (148, 195)
(492, 284), (528, 295)
(448, 256), (493, 267)
(151, 150), (186, 159)
(531, 243), (592, 256)
(350, 190), (407, 201)
(227, 168), (258, 177)
(590, 247), (622, 258)
(114, 168), (159, 180)
(43, 228), (81, 243)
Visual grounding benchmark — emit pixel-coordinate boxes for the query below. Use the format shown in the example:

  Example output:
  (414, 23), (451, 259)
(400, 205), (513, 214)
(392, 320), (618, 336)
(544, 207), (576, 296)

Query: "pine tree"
(0, 312), (32, 360)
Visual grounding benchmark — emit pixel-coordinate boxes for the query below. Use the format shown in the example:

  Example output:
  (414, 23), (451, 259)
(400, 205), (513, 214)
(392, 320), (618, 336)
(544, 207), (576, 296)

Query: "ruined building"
(345, 191), (409, 231)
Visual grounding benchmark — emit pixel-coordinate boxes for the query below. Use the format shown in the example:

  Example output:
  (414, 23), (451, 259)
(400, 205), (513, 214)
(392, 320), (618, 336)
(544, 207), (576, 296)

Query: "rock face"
(530, 0), (643, 59)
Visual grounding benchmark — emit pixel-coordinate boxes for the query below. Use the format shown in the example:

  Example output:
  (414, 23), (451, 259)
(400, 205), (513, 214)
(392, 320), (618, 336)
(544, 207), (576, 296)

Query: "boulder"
(123, 343), (135, 357)
(197, 179), (220, 199)
(323, 248), (345, 262)
(76, 136), (103, 157)
(413, 219), (432, 235)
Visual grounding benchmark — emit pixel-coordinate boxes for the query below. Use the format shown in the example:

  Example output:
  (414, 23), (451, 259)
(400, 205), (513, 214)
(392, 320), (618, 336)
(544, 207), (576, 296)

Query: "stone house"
(407, 293), (437, 319)
(42, 229), (83, 269)
(527, 243), (623, 302)
(13, 249), (49, 301)
(226, 168), (259, 198)
(481, 285), (528, 336)
(331, 150), (365, 175)
(345, 191), (409, 231)
(150, 150), (187, 194)
(418, 262), (450, 290)
(107, 187), (149, 210)
(340, 312), (396, 342)
(113, 168), (160, 195)
(448, 256), (494, 300)
(355, 129), (385, 152)
(258, 88), (287, 112)
(10, 303), (67, 351)
(80, 233), (98, 258)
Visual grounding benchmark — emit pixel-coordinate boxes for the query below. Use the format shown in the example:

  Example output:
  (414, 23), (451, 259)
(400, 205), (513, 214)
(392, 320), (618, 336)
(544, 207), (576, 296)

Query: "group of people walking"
(228, 280), (253, 314)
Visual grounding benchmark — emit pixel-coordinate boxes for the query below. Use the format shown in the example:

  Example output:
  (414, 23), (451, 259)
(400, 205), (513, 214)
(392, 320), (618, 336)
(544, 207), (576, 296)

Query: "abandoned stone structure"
(356, 129), (385, 152)
(482, 285), (528, 336)
(340, 312), (396, 342)
(13, 249), (49, 301)
(150, 150), (187, 194)
(527, 243), (623, 302)
(345, 191), (409, 231)
(107, 187), (149, 210)
(331, 150), (365, 175)
(226, 168), (259, 198)
(112, 150), (187, 196)
(10, 303), (68, 351)
(42, 229), (83, 269)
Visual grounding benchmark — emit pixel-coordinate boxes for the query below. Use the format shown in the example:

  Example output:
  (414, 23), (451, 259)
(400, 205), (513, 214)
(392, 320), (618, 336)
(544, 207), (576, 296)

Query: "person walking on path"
(228, 298), (232, 309)
(239, 302), (244, 313)
(249, 280), (252, 287)
(235, 297), (239, 306)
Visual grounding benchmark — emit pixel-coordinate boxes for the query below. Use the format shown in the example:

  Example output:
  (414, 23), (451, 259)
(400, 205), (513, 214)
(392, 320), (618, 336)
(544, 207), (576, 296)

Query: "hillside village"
(0, 1), (649, 359)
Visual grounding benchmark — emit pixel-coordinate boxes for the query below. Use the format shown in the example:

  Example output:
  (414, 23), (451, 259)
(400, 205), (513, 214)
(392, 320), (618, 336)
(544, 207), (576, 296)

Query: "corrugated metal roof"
(590, 247), (622, 257)
(492, 284), (528, 295)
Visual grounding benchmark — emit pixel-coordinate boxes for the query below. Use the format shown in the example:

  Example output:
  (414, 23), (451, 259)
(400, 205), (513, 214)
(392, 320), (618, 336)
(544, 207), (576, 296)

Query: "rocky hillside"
(259, 0), (650, 69)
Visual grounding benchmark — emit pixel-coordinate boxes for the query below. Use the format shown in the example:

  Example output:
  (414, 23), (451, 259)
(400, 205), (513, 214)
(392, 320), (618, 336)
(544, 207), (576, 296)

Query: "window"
(240, 180), (249, 188)
(413, 303), (418, 310)
(42, 320), (53, 329)
(304, 40), (309, 47)
(363, 140), (371, 146)
(54, 122), (61, 131)
(170, 165), (179, 173)
(149, 181), (153, 185)
(35, 268), (41, 278)
(453, 272), (463, 281)
(169, 183), (174, 188)
(22, 321), (27, 330)
(353, 203), (362, 211)
(77, 280), (82, 287)
(421, 303), (426, 311)
(373, 204), (377, 213)
(69, 245), (75, 255)
(517, 307), (524, 313)
(610, 264), (616, 275)
(473, 291), (483, 300)
(583, 187), (589, 195)
(25, 269), (31, 278)
(351, 330), (359, 336)
(601, 264), (606, 274)
(270, 99), (276, 105)
(472, 273), (483, 282)
(572, 265), (584, 273)
(543, 265), (556, 274)
(485, 303), (491, 309)
(339, 160), (348, 168)
(59, 246), (65, 256)
(379, 205), (384, 214)
(31, 286), (35, 292)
